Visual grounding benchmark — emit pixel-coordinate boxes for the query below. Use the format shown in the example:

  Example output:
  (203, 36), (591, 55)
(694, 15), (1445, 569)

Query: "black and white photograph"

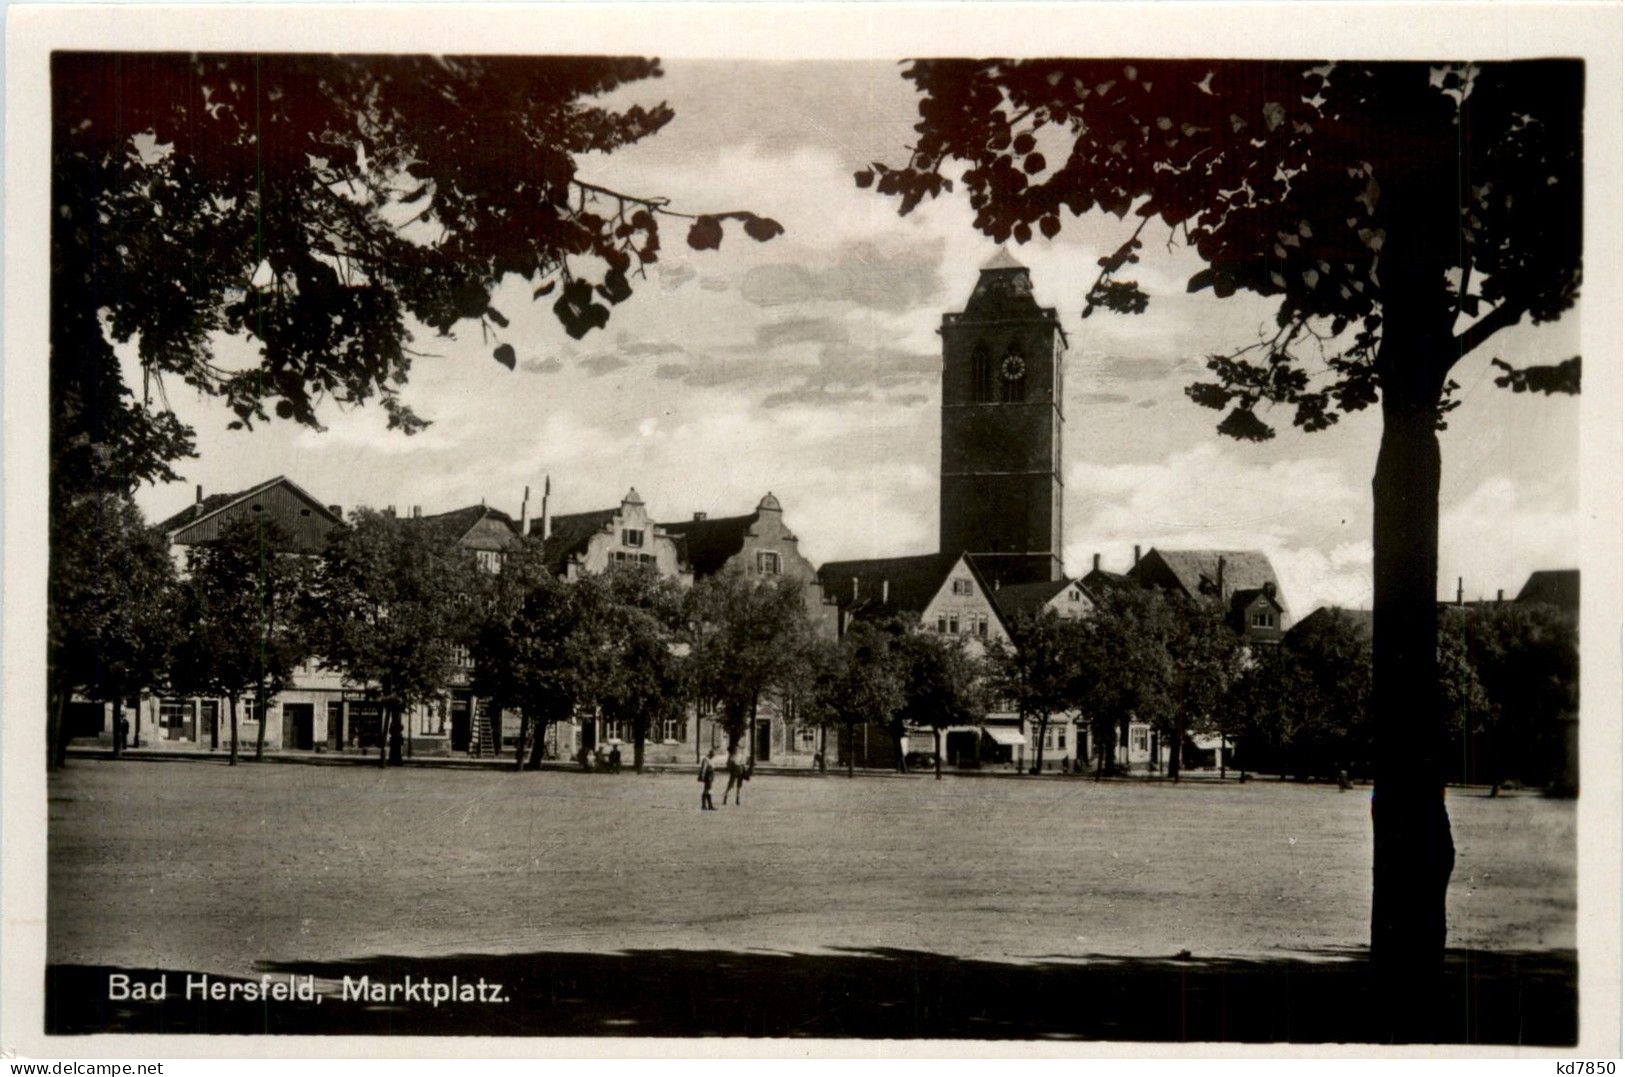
(3, 1), (1620, 1059)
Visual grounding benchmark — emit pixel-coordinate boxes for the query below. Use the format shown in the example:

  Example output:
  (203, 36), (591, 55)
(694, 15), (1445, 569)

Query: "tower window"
(622, 528), (644, 548)
(971, 345), (995, 402)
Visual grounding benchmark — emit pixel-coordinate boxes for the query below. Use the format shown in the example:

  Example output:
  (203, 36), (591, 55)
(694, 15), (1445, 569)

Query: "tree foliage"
(51, 53), (781, 499)
(803, 621), (905, 778)
(306, 508), (485, 764)
(985, 610), (1079, 772)
(169, 517), (315, 763)
(46, 493), (177, 766)
(891, 628), (987, 778)
(685, 569), (814, 755)
(862, 59), (1580, 437)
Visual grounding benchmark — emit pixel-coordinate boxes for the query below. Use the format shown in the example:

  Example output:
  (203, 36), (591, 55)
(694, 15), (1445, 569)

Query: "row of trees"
(50, 489), (1578, 789)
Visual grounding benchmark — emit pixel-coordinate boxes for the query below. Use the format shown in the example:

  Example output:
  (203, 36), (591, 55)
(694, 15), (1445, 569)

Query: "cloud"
(1078, 391), (1131, 405)
(619, 338), (685, 358)
(762, 385), (874, 410)
(756, 316), (851, 349)
(1088, 353), (1194, 384)
(699, 276), (731, 292)
(657, 263), (697, 291)
(522, 356), (564, 374)
(739, 239), (946, 312)
(654, 363), (691, 381)
(1064, 442), (1371, 614)
(1440, 477), (1580, 601)
(580, 354), (630, 377)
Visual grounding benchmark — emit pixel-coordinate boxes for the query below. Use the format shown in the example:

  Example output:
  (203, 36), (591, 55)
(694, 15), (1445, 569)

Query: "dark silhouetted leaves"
(553, 280), (610, 340)
(597, 268), (633, 305)
(1491, 355), (1580, 394)
(493, 343), (517, 370)
(742, 214), (784, 242)
(687, 215), (725, 250)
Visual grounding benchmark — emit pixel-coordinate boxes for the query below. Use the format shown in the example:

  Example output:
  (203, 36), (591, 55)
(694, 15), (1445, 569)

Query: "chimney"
(195, 484), (203, 504)
(519, 485), (530, 536)
(1456, 577), (1464, 605)
(386, 504), (396, 518)
(882, 579), (890, 605)
(851, 577), (859, 602)
(540, 475), (551, 540)
(693, 511), (708, 521)
(1133, 545), (1142, 566)
(328, 504), (342, 518)
(1497, 588), (1504, 604)
(412, 505), (421, 519)
(1217, 556), (1227, 602)
(1092, 552), (1101, 573)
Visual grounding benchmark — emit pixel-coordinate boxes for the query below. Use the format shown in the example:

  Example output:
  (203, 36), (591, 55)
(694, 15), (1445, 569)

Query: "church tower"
(939, 248), (1068, 587)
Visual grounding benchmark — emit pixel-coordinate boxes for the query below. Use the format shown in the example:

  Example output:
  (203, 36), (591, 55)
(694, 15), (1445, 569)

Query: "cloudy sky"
(131, 60), (1581, 615)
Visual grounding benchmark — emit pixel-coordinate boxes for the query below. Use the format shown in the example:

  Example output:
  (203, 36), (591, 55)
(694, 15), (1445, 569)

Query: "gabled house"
(540, 487), (691, 585)
(158, 475), (344, 560)
(659, 493), (840, 766)
(137, 477), (346, 754)
(1128, 547), (1290, 643)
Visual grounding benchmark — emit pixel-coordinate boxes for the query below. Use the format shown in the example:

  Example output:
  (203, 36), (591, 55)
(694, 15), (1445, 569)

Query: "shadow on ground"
(47, 946), (1576, 1043)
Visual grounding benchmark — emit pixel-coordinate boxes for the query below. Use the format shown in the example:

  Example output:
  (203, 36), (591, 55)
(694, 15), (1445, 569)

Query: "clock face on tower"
(1001, 353), (1026, 381)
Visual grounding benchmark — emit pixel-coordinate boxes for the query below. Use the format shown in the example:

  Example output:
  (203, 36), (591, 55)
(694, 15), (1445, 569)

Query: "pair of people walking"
(698, 746), (750, 810)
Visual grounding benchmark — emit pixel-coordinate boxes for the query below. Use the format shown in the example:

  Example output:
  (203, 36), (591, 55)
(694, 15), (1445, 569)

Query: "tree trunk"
(846, 723), (854, 778)
(515, 712), (530, 772)
(131, 693), (141, 748)
(253, 682), (268, 762)
(934, 727), (943, 780)
(110, 696), (125, 759)
(1168, 716), (1184, 782)
(1033, 714), (1047, 773)
(526, 717), (547, 770)
(634, 720), (646, 773)
(748, 694), (759, 765)
(49, 686), (69, 769)
(1220, 733), (1228, 780)
(1369, 382), (1454, 1038)
(387, 702), (405, 766)
(819, 724), (828, 773)
(210, 699), (219, 751)
(228, 693), (239, 765)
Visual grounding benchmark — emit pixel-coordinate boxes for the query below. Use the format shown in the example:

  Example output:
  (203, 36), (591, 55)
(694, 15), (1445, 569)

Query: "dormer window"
(1251, 610), (1276, 628)
(757, 551), (782, 575)
(622, 528), (644, 548)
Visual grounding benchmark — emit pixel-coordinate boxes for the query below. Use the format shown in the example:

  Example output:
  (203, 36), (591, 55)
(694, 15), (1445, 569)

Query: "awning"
(982, 726), (1028, 747)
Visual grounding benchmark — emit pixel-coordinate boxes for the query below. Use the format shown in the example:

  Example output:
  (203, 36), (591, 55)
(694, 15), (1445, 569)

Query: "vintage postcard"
(3, 1), (1620, 1061)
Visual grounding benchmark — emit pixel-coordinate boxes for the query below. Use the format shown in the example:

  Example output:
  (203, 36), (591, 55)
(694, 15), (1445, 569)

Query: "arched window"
(999, 339), (1027, 403)
(971, 344), (994, 402)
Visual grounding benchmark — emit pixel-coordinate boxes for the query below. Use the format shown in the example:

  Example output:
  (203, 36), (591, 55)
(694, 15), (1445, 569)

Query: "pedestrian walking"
(723, 745), (746, 806)
(698, 749), (717, 810)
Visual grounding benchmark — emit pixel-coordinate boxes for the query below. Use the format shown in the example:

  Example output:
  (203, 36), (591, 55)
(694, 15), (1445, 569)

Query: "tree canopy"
(860, 60), (1580, 438)
(51, 53), (781, 498)
(863, 57), (1584, 1022)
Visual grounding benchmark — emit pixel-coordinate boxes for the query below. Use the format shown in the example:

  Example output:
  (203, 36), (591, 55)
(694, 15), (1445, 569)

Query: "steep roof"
(991, 577), (1075, 620)
(818, 552), (961, 621)
(156, 476), (296, 534)
(541, 508), (617, 573)
(658, 512), (758, 577)
(156, 476), (344, 546)
(1516, 569), (1579, 611)
(981, 245), (1027, 272)
(407, 505), (520, 550)
(1286, 606), (1374, 643)
(1132, 548), (1285, 607)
